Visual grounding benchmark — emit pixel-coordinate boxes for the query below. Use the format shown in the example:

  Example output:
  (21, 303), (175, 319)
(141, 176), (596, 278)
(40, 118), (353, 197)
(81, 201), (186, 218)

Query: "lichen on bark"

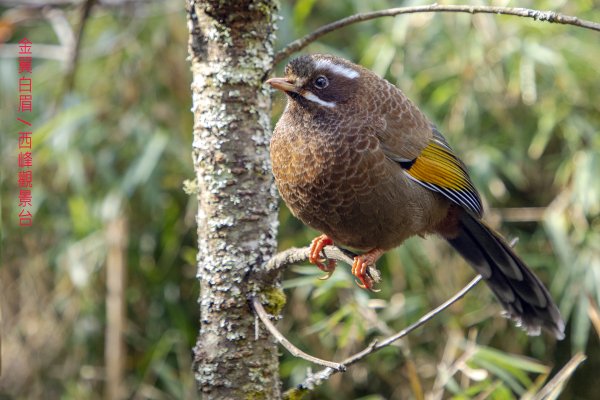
(186, 0), (281, 398)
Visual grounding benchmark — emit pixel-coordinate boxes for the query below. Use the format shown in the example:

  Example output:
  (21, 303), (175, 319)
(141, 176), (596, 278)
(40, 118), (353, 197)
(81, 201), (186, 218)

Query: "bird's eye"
(313, 76), (329, 89)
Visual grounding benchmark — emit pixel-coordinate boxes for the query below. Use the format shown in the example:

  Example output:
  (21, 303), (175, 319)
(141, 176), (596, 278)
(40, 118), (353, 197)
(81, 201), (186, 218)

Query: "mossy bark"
(186, 1), (281, 398)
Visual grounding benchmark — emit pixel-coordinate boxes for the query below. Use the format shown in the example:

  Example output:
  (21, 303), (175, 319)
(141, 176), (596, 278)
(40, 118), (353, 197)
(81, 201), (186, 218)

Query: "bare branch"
(263, 240), (520, 395)
(251, 297), (346, 372)
(274, 4), (600, 65)
(532, 352), (586, 400)
(255, 245), (483, 391)
(360, 276), (482, 356)
(291, 275), (483, 392)
(0, 0), (146, 7)
(63, 0), (96, 92)
(261, 245), (381, 285)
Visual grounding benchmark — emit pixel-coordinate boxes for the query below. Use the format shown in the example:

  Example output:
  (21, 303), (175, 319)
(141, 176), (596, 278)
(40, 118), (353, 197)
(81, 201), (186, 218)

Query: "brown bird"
(267, 54), (564, 339)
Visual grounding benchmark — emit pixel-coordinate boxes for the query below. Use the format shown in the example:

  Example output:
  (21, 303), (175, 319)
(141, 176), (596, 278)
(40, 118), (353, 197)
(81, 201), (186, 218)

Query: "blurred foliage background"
(0, 0), (598, 399)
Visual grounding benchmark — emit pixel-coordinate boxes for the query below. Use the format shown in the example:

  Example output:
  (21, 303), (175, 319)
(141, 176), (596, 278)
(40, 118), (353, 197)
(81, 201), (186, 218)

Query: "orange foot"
(309, 234), (336, 280)
(351, 248), (384, 291)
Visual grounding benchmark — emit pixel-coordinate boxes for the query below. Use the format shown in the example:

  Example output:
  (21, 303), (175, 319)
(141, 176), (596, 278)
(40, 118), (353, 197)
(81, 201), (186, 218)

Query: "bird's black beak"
(266, 77), (298, 93)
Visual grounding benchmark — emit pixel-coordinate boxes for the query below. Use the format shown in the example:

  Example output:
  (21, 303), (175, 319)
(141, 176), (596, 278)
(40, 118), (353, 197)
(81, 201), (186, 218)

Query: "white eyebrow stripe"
(302, 91), (336, 108)
(314, 59), (360, 79)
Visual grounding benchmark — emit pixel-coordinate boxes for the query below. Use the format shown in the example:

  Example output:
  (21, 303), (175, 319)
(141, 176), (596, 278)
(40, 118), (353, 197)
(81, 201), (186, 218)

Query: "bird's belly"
(275, 158), (446, 250)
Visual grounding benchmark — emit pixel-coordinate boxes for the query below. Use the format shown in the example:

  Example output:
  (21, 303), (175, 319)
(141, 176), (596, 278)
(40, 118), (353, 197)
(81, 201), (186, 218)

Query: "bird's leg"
(351, 248), (384, 291)
(309, 234), (337, 280)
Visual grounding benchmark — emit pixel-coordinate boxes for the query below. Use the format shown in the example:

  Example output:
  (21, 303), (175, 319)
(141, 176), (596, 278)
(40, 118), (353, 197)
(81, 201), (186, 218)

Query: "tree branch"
(261, 245), (381, 286)
(288, 275), (482, 393)
(259, 239), (520, 395)
(63, 0), (96, 92)
(274, 4), (600, 65)
(532, 352), (586, 400)
(253, 244), (488, 395)
(251, 297), (346, 372)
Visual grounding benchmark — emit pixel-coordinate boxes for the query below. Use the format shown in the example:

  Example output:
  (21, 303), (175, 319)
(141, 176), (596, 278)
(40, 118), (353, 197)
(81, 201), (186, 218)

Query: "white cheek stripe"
(302, 91), (336, 108)
(314, 59), (360, 80)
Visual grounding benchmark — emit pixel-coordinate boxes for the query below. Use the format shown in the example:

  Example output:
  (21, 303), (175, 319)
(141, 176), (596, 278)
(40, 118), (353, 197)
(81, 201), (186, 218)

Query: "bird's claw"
(351, 256), (372, 290)
(319, 270), (334, 281)
(354, 278), (380, 292)
(310, 237), (383, 290)
(316, 257), (336, 280)
(309, 235), (337, 279)
(351, 249), (384, 292)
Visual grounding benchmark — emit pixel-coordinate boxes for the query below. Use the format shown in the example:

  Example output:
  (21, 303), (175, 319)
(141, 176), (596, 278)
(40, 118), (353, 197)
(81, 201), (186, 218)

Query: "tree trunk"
(186, 1), (281, 398)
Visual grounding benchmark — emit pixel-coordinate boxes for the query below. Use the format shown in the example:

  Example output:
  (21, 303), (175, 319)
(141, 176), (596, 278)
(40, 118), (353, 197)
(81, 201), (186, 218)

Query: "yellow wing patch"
(404, 139), (483, 216)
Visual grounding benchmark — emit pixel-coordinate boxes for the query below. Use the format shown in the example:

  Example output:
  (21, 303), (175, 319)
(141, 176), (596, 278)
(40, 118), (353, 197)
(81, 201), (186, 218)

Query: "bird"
(267, 54), (565, 339)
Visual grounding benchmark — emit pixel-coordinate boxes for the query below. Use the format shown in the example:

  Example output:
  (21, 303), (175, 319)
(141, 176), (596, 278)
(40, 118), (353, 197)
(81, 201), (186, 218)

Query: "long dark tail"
(446, 211), (565, 339)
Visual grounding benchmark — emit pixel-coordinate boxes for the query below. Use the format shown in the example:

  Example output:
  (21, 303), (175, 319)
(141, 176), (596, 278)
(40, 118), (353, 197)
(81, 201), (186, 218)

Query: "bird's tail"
(446, 211), (565, 339)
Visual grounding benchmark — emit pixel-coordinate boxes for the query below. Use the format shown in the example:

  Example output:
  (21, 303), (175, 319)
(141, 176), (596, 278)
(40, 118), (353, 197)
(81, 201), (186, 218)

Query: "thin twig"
(0, 0), (142, 7)
(63, 0), (97, 92)
(265, 240), (521, 395)
(359, 276), (482, 356)
(251, 296), (346, 371)
(273, 4), (600, 65)
(292, 275), (483, 391)
(531, 352), (586, 400)
(261, 245), (380, 285)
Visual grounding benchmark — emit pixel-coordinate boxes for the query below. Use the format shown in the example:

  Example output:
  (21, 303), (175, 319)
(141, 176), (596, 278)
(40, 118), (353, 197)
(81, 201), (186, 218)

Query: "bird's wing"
(385, 128), (484, 217)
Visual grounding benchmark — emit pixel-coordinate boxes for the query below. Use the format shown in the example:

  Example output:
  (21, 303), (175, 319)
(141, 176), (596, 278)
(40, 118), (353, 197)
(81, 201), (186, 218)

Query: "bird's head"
(267, 54), (361, 111)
